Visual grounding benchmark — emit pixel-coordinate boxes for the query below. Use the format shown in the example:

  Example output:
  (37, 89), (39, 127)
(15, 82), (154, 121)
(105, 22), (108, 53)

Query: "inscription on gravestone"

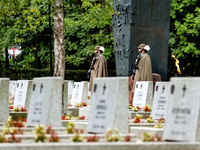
(113, 0), (171, 80)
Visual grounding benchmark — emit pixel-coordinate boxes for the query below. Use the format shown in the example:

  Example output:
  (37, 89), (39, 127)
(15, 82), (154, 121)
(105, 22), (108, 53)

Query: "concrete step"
(128, 111), (151, 119)
(0, 141), (200, 150)
(130, 127), (164, 139)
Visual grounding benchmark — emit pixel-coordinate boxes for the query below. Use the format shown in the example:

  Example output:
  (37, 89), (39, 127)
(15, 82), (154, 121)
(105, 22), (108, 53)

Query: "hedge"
(0, 68), (116, 81)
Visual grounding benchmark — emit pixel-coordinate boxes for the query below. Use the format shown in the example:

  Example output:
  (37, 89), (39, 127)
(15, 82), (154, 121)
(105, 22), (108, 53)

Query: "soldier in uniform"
(132, 44), (153, 92)
(87, 46), (100, 80)
(89, 46), (108, 92)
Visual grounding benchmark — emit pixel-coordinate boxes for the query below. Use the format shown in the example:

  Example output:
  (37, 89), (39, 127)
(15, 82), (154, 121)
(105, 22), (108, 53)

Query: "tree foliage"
(169, 0), (200, 75)
(64, 0), (114, 66)
(0, 0), (115, 70)
(0, 0), (53, 69)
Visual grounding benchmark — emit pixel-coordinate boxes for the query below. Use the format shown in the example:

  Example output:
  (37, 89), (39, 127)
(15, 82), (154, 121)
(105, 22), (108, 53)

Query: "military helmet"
(137, 44), (146, 49)
(94, 46), (100, 50)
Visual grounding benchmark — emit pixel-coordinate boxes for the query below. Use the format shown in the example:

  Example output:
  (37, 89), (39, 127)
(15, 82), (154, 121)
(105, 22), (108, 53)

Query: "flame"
(172, 55), (181, 74)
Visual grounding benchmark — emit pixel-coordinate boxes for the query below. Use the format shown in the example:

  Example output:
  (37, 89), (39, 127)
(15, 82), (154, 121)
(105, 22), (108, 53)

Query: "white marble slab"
(163, 77), (200, 141)
(0, 78), (9, 122)
(27, 77), (62, 127)
(133, 81), (153, 108)
(87, 77), (129, 134)
(151, 82), (170, 119)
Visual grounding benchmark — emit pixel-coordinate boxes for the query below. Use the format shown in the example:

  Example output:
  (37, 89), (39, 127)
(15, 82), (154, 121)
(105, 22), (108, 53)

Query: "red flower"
(86, 133), (99, 142)
(47, 126), (54, 134)
(80, 129), (85, 134)
(9, 106), (13, 109)
(133, 116), (141, 123)
(62, 115), (66, 120)
(48, 133), (60, 142)
(82, 102), (87, 106)
(158, 117), (165, 123)
(20, 107), (27, 112)
(124, 134), (131, 142)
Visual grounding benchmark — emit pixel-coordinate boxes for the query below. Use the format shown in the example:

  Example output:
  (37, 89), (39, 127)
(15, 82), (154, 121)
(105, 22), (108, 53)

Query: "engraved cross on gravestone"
(103, 83), (106, 95)
(156, 85), (159, 91)
(162, 85), (165, 94)
(171, 85), (175, 94)
(182, 84), (186, 97)
(33, 83), (36, 91)
(40, 83), (43, 93)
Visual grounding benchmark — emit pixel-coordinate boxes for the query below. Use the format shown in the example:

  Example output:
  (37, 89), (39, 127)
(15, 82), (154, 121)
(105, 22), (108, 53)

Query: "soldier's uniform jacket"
(89, 54), (108, 92)
(133, 52), (153, 92)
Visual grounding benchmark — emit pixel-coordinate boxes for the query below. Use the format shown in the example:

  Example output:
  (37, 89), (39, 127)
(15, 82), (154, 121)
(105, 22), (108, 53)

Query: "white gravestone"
(151, 82), (170, 119)
(14, 80), (30, 108)
(26, 77), (62, 127)
(10, 81), (18, 101)
(88, 82), (91, 97)
(25, 81), (33, 109)
(88, 82), (91, 105)
(63, 80), (69, 114)
(68, 80), (74, 103)
(163, 77), (200, 141)
(9, 81), (14, 95)
(87, 77), (129, 134)
(9, 81), (15, 102)
(81, 81), (89, 103)
(133, 81), (153, 108)
(0, 78), (10, 122)
(71, 82), (84, 106)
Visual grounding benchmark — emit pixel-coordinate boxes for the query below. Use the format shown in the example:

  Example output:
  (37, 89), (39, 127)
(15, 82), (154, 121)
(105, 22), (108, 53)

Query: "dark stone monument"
(113, 0), (171, 81)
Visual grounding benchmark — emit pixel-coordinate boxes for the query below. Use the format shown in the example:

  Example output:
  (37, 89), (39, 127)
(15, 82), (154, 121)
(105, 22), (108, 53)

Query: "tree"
(53, 0), (65, 79)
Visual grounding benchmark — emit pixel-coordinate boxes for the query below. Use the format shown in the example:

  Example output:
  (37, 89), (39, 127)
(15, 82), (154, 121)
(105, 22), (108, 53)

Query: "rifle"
(132, 54), (142, 80)
(87, 55), (97, 80)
